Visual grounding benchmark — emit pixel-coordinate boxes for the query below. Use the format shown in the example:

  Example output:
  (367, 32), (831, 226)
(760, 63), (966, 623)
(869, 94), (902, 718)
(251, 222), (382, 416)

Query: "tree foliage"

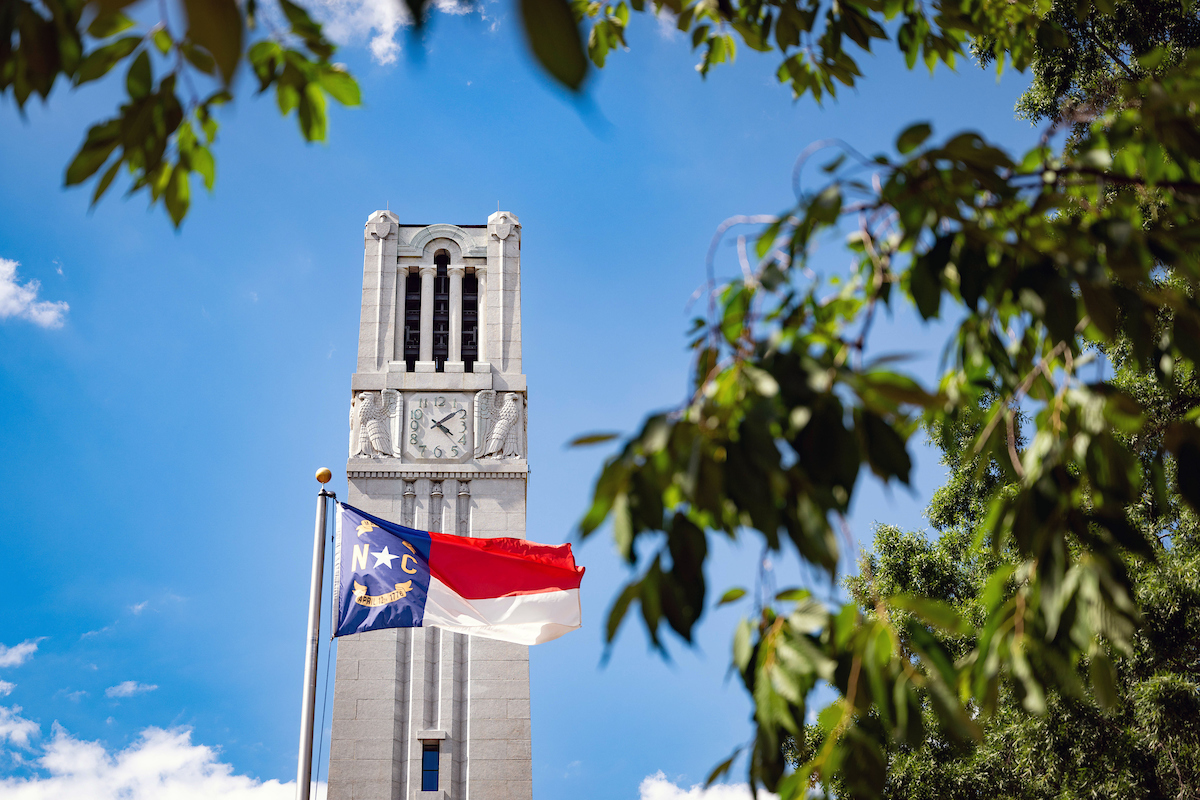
(5, 0), (1176, 225)
(832, 346), (1200, 798)
(2, 0), (361, 224)
(570, 1), (1200, 796)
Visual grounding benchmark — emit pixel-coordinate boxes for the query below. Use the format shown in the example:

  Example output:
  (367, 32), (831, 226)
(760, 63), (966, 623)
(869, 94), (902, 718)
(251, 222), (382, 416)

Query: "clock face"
(404, 392), (473, 462)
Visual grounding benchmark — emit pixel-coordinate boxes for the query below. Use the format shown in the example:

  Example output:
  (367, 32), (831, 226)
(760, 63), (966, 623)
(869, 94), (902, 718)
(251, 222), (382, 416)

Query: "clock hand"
(432, 411), (457, 426)
(431, 420), (453, 436)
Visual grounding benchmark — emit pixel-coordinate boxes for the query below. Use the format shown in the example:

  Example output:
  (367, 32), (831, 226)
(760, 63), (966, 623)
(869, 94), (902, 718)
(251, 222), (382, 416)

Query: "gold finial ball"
(315, 467), (333, 484)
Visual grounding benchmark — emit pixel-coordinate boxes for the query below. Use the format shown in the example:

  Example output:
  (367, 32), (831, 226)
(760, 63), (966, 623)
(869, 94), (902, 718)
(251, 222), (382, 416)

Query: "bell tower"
(329, 211), (532, 800)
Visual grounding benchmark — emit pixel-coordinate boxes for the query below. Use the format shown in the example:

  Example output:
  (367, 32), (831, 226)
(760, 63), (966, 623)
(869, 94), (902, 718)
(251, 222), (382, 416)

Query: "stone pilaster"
(447, 265), (465, 373)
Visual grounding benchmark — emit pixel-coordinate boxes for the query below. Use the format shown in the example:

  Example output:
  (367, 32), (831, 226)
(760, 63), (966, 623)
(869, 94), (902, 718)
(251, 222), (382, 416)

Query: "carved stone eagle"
(350, 389), (399, 458)
(474, 390), (522, 459)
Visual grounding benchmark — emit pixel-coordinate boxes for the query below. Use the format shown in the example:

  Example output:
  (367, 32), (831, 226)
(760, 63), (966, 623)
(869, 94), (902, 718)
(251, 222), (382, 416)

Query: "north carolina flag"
(333, 503), (584, 645)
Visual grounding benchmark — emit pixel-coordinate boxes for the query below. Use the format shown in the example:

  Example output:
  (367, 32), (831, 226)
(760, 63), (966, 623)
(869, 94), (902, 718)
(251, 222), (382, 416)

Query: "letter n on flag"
(333, 503), (585, 645)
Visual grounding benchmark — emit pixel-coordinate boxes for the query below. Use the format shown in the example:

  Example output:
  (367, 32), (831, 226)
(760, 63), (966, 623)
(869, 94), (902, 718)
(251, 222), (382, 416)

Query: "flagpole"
(297, 467), (335, 800)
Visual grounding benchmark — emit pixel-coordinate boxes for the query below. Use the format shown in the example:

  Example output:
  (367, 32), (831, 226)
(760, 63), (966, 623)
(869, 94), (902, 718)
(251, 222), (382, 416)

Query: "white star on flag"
(373, 546), (399, 569)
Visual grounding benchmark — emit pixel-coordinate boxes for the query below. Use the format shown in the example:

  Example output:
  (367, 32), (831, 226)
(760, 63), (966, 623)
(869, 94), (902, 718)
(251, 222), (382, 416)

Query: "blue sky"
(0, 6), (1037, 799)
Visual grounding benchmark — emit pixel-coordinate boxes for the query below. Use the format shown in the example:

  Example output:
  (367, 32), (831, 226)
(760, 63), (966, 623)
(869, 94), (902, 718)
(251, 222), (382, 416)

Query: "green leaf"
(126, 50), (152, 99)
(908, 235), (951, 320)
(889, 594), (971, 635)
(733, 618), (753, 671)
(519, 0), (588, 90)
(191, 145), (215, 190)
(183, 0), (244, 85)
(319, 67), (361, 106)
(91, 159), (123, 205)
(164, 163), (190, 227)
(604, 579), (640, 644)
(703, 747), (742, 787)
(896, 121), (932, 154)
(181, 42), (217, 75)
(87, 12), (135, 38)
(298, 82), (327, 141)
(569, 432), (619, 447)
(718, 587), (747, 605)
(65, 137), (119, 186)
(152, 27), (173, 55)
(75, 37), (140, 85)
(279, 0), (335, 58)
(857, 410), (912, 484)
(1166, 423), (1200, 513)
(1089, 647), (1118, 711)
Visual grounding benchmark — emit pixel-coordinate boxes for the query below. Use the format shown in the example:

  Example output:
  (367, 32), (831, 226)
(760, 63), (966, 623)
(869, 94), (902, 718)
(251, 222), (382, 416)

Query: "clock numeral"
(433, 447), (444, 458)
(418, 445), (426, 454)
(458, 435), (466, 446)
(410, 434), (418, 445)
(451, 446), (459, 457)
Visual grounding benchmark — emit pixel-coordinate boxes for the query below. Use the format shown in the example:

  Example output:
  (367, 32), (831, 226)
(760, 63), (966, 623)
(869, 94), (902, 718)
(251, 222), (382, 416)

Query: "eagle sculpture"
(351, 389), (399, 458)
(474, 391), (522, 459)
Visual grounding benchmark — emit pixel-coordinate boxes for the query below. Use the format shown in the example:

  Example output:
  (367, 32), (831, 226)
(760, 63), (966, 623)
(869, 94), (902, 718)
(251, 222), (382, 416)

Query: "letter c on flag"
(401, 554), (418, 574)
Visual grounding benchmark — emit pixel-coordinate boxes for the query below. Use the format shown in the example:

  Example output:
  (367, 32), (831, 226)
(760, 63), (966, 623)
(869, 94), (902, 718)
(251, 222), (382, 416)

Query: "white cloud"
(130, 602), (148, 615)
(0, 716), (323, 800)
(0, 681), (15, 697)
(82, 626), (114, 639)
(0, 259), (68, 328)
(104, 682), (157, 699)
(0, 706), (39, 747)
(65, 691), (88, 703)
(0, 640), (42, 668)
(654, 9), (682, 39)
(639, 772), (779, 800)
(305, 0), (476, 64)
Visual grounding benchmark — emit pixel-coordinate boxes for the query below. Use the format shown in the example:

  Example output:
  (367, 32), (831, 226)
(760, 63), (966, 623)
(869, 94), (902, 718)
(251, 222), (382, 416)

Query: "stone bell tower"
(328, 212), (531, 800)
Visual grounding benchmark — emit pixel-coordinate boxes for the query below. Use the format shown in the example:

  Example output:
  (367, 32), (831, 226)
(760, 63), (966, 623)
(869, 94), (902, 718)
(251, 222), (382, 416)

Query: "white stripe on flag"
(423, 577), (582, 645)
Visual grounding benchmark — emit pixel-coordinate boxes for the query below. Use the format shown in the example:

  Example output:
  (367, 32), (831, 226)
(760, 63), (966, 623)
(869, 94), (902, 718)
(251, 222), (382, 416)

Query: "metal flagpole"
(297, 467), (335, 800)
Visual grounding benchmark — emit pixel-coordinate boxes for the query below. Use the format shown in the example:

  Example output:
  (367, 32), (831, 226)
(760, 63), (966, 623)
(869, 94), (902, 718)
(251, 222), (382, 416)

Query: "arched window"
(402, 269), (420, 371)
(462, 271), (478, 372)
(433, 250), (450, 371)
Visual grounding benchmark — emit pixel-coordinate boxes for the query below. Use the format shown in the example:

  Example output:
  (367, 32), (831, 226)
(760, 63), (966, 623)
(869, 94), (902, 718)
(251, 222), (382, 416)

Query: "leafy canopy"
(831, 335), (1200, 798)
(569, 2), (1200, 796)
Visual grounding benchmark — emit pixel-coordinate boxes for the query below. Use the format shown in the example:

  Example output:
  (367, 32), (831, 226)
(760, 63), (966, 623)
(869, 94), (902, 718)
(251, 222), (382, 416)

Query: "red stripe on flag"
(428, 532), (585, 599)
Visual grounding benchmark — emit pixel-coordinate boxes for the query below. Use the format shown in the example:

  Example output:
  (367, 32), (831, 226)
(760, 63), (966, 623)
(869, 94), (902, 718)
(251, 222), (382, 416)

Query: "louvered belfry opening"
(462, 271), (478, 372)
(433, 250), (450, 371)
(403, 270), (421, 371)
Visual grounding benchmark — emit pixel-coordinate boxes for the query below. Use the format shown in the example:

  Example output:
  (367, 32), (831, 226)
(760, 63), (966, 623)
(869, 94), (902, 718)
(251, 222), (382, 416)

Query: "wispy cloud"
(0, 706), (39, 747)
(0, 716), (323, 799)
(639, 772), (779, 800)
(65, 691), (88, 702)
(130, 602), (149, 615)
(0, 682), (14, 697)
(104, 681), (157, 699)
(306, 0), (476, 64)
(653, 8), (682, 39)
(0, 639), (42, 668)
(0, 258), (68, 328)
(81, 626), (113, 640)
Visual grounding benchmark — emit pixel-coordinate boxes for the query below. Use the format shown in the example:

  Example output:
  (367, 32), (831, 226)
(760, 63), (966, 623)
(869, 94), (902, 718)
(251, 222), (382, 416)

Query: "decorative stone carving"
(349, 389), (400, 458)
(474, 390), (523, 459)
